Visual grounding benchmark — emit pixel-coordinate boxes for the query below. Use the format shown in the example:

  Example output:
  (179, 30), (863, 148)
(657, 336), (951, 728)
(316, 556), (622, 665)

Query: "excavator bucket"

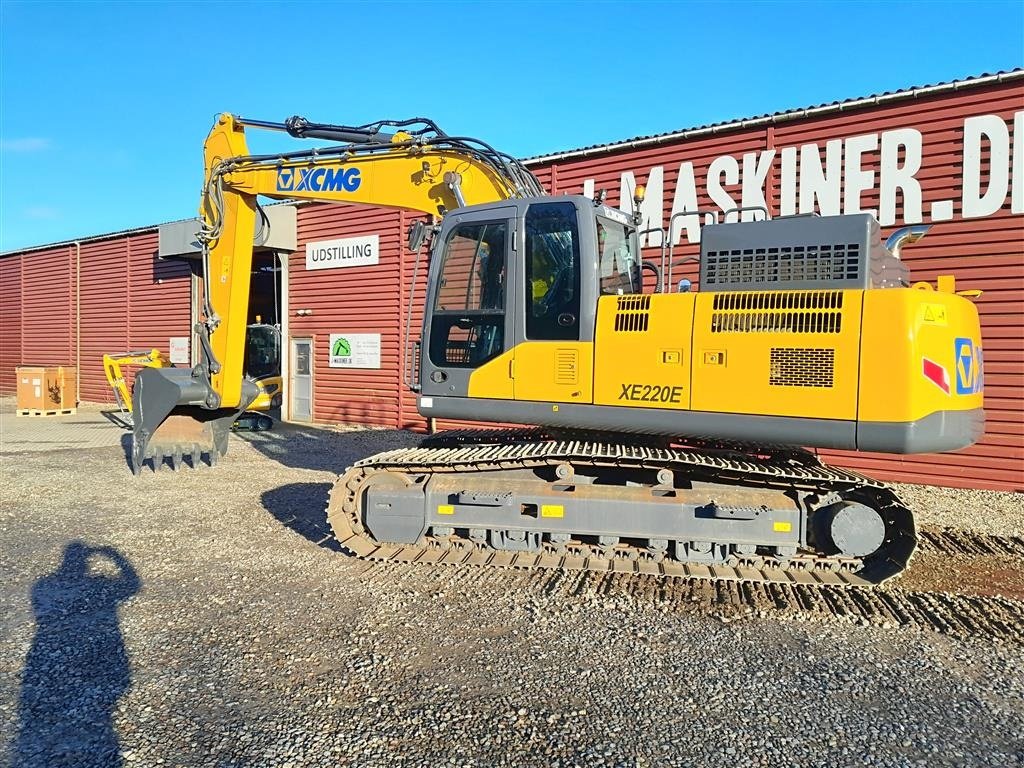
(131, 367), (257, 474)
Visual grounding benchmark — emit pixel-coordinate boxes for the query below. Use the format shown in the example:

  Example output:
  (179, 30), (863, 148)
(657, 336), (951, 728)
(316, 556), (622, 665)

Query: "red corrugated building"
(2, 71), (1021, 490)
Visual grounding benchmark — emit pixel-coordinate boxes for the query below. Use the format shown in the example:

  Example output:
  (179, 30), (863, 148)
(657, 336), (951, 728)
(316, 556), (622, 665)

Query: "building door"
(290, 338), (313, 421)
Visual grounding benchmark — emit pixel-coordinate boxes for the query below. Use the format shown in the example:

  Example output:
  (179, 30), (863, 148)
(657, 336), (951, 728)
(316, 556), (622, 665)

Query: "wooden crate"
(16, 366), (78, 413)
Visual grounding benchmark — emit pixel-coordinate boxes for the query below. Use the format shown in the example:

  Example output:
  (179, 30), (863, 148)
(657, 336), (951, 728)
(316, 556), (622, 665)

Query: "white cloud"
(24, 206), (59, 220)
(1, 137), (51, 152)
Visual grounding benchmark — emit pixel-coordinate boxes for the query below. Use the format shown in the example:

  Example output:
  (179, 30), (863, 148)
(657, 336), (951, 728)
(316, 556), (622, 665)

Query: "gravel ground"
(894, 482), (1024, 538)
(1, 413), (1023, 767)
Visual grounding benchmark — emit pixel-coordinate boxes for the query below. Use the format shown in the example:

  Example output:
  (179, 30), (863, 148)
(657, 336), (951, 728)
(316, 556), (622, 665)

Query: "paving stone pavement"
(0, 398), (128, 454)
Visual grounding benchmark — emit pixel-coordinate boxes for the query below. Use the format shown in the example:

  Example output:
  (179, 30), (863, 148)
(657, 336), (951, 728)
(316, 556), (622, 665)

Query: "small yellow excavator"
(129, 112), (984, 586)
(103, 348), (170, 426)
(240, 322), (283, 414)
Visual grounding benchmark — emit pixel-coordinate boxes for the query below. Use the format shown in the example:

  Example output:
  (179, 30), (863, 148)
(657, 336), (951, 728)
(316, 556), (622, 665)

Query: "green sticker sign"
(328, 333), (381, 369)
(331, 337), (352, 357)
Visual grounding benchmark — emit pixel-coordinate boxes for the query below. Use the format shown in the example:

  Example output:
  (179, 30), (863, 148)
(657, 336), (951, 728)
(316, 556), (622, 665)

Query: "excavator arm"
(199, 113), (537, 406)
(131, 112), (543, 472)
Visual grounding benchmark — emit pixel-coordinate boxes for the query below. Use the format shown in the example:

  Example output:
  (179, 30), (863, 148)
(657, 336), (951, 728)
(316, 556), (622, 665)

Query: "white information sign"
(168, 336), (190, 364)
(329, 333), (381, 369)
(306, 234), (380, 270)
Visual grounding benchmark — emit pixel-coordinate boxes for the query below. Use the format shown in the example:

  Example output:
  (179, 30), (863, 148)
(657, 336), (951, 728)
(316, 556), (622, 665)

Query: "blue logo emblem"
(276, 167), (361, 193)
(954, 337), (983, 395)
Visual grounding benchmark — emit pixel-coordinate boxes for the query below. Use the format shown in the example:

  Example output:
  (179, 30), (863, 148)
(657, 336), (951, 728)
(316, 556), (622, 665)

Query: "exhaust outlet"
(886, 224), (931, 260)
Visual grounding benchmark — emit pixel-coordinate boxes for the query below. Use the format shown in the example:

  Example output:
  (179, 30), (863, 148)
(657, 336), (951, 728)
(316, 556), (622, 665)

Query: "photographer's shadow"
(14, 542), (140, 768)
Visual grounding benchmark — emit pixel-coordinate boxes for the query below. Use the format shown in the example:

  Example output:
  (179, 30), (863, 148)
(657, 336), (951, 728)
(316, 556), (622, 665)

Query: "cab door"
(421, 207), (516, 400)
(512, 200), (593, 404)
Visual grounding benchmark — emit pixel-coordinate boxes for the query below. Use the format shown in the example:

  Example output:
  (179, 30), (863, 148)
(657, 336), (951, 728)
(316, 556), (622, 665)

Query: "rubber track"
(326, 429), (917, 588)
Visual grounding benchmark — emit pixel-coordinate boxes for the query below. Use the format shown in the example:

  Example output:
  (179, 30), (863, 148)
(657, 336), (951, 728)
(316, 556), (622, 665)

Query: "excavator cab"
(419, 195), (642, 417)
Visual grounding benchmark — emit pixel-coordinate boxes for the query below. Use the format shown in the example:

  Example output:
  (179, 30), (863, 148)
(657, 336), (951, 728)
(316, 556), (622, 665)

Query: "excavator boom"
(132, 113), (543, 472)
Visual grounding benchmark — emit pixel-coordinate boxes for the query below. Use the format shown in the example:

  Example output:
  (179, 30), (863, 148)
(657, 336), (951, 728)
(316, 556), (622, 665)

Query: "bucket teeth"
(144, 443), (211, 472)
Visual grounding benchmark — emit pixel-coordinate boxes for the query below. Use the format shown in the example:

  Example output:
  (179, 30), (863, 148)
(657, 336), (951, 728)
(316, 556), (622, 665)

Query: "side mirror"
(408, 220), (429, 253)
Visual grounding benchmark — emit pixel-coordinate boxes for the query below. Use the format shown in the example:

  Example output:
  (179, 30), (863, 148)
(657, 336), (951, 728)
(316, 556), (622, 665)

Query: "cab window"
(429, 221), (507, 368)
(525, 202), (580, 340)
(597, 217), (640, 295)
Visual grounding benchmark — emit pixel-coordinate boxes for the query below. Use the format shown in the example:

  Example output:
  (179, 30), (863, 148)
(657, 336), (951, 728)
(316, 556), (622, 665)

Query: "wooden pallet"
(16, 408), (77, 417)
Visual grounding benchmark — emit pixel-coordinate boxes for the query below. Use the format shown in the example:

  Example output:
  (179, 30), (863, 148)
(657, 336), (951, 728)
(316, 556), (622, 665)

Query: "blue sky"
(1, 0), (1022, 251)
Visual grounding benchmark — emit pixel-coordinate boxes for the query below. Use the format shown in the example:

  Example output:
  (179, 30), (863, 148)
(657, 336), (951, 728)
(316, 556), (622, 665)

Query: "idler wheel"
(823, 500), (886, 557)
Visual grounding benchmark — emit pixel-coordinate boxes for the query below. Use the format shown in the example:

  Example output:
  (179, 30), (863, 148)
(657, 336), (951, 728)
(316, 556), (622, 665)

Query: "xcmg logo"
(277, 166), (361, 193)
(954, 337), (984, 395)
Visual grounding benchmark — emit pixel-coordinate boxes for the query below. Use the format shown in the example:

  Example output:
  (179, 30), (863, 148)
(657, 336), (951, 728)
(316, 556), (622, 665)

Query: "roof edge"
(0, 221), (162, 258)
(523, 69), (1024, 166)
(0, 201), (305, 258)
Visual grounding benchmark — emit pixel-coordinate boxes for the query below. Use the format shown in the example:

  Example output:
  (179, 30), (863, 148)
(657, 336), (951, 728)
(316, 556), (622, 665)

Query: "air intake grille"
(703, 243), (861, 288)
(554, 349), (578, 385)
(769, 347), (835, 388)
(711, 291), (843, 334)
(614, 295), (651, 332)
(698, 214), (878, 292)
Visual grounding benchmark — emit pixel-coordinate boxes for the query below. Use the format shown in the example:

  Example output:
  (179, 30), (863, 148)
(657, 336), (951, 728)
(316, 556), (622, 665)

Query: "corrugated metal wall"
(126, 233), (191, 368)
(0, 231), (191, 403)
(526, 80), (1022, 491)
(290, 203), (408, 427)
(78, 238), (129, 401)
(20, 246), (75, 369)
(0, 254), (22, 393)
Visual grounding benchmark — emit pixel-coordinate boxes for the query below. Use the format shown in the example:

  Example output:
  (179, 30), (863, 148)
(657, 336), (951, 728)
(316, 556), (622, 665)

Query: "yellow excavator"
(131, 112), (984, 586)
(104, 349), (170, 424)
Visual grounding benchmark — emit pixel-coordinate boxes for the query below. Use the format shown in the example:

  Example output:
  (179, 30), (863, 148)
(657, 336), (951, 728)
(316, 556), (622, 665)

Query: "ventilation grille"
(711, 291), (843, 334)
(703, 243), (861, 288)
(713, 291), (844, 311)
(554, 349), (578, 385)
(769, 347), (835, 388)
(614, 294), (651, 332)
(712, 312), (842, 334)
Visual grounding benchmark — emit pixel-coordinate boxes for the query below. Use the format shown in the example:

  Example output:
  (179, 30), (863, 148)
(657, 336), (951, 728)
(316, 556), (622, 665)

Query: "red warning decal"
(922, 358), (950, 394)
